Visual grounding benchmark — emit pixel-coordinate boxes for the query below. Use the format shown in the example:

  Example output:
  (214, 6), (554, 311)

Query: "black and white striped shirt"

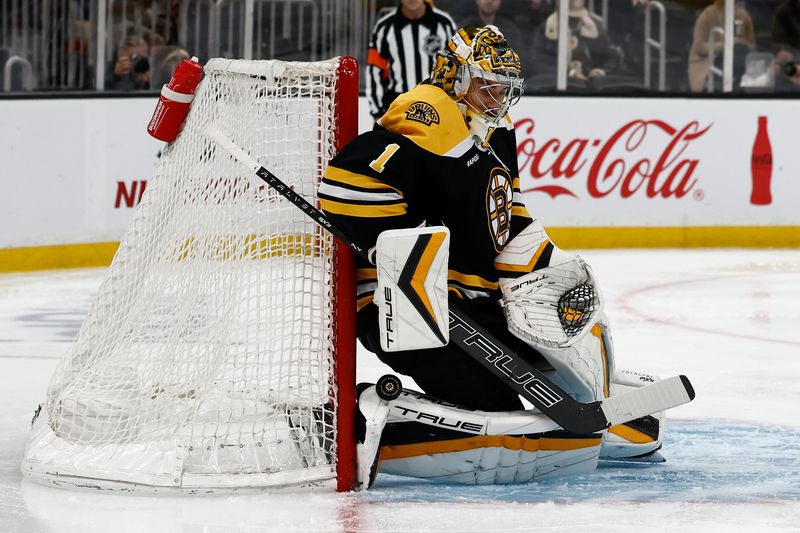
(366, 4), (457, 118)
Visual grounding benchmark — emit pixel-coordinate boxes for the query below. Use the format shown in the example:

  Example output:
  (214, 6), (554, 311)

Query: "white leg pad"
(374, 390), (602, 485)
(356, 387), (391, 490)
(379, 438), (602, 485)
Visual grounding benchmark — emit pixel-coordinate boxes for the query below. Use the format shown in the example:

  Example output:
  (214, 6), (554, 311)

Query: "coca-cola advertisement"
(515, 117), (709, 201)
(507, 97), (791, 229)
(750, 116), (772, 206)
(1, 97), (798, 250)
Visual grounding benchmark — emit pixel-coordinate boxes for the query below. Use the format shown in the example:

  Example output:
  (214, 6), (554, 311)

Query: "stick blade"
(680, 374), (696, 400)
(601, 375), (695, 427)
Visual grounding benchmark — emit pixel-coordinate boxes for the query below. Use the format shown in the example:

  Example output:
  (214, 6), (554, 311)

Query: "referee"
(367, 0), (457, 119)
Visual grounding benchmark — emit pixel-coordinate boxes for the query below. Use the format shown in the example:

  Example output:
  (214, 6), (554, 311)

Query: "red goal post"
(332, 56), (358, 492)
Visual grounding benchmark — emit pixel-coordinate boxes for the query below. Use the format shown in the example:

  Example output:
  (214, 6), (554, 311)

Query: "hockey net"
(22, 57), (358, 491)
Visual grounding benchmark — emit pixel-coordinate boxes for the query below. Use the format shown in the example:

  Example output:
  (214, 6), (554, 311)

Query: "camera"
(782, 61), (798, 77)
(130, 54), (150, 75)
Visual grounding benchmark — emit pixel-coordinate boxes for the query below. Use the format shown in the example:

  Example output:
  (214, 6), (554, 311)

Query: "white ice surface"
(1, 249), (798, 532)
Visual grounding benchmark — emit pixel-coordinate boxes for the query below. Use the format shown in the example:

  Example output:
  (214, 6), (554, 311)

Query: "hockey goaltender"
(319, 25), (693, 489)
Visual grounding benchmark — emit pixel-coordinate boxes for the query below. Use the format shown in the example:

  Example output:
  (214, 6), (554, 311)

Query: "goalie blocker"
(375, 227), (450, 352)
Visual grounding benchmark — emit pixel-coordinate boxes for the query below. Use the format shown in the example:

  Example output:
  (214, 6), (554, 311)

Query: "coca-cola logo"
(515, 118), (712, 200)
(752, 154), (772, 166)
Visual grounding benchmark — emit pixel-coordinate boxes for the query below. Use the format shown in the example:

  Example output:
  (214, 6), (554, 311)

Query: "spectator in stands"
(434, 0), (470, 22)
(605, 0), (649, 73)
(519, 0), (555, 39)
(772, 0), (800, 53)
(688, 0), (755, 92)
(530, 0), (621, 86)
(771, 0), (800, 87)
(484, 0), (552, 80)
(150, 0), (182, 46)
(366, 0), (457, 119)
(151, 47), (190, 87)
(459, 0), (524, 52)
(67, 19), (94, 89)
(106, 35), (152, 90)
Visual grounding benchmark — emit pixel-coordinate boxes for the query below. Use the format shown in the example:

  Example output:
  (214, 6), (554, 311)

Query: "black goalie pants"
(357, 297), (546, 412)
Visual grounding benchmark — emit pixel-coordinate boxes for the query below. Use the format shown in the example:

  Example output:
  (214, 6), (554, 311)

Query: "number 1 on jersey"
(369, 143), (400, 173)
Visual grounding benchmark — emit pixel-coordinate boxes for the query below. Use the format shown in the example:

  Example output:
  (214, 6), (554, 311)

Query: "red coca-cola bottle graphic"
(750, 115), (773, 205)
(147, 56), (204, 142)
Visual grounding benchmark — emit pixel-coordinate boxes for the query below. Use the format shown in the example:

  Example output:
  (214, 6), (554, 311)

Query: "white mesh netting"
(22, 58), (351, 490)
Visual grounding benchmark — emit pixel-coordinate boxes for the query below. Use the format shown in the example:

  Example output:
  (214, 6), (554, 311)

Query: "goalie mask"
(431, 25), (524, 123)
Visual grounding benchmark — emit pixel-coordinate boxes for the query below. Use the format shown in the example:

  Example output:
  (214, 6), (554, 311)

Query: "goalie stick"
(203, 124), (695, 434)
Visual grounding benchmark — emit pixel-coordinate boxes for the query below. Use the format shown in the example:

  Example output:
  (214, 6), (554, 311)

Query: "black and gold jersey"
(319, 83), (532, 311)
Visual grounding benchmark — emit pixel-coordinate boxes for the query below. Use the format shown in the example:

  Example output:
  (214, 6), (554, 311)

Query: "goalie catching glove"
(496, 219), (604, 349)
(496, 220), (612, 403)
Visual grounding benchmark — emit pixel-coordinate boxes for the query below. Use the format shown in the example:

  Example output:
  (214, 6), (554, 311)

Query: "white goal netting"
(22, 58), (356, 491)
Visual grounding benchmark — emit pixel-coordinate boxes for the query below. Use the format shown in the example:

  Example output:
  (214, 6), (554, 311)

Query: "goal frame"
(21, 56), (360, 493)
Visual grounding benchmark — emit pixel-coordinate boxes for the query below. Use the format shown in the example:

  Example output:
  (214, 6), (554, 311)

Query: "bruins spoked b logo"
(405, 102), (440, 126)
(486, 167), (513, 251)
